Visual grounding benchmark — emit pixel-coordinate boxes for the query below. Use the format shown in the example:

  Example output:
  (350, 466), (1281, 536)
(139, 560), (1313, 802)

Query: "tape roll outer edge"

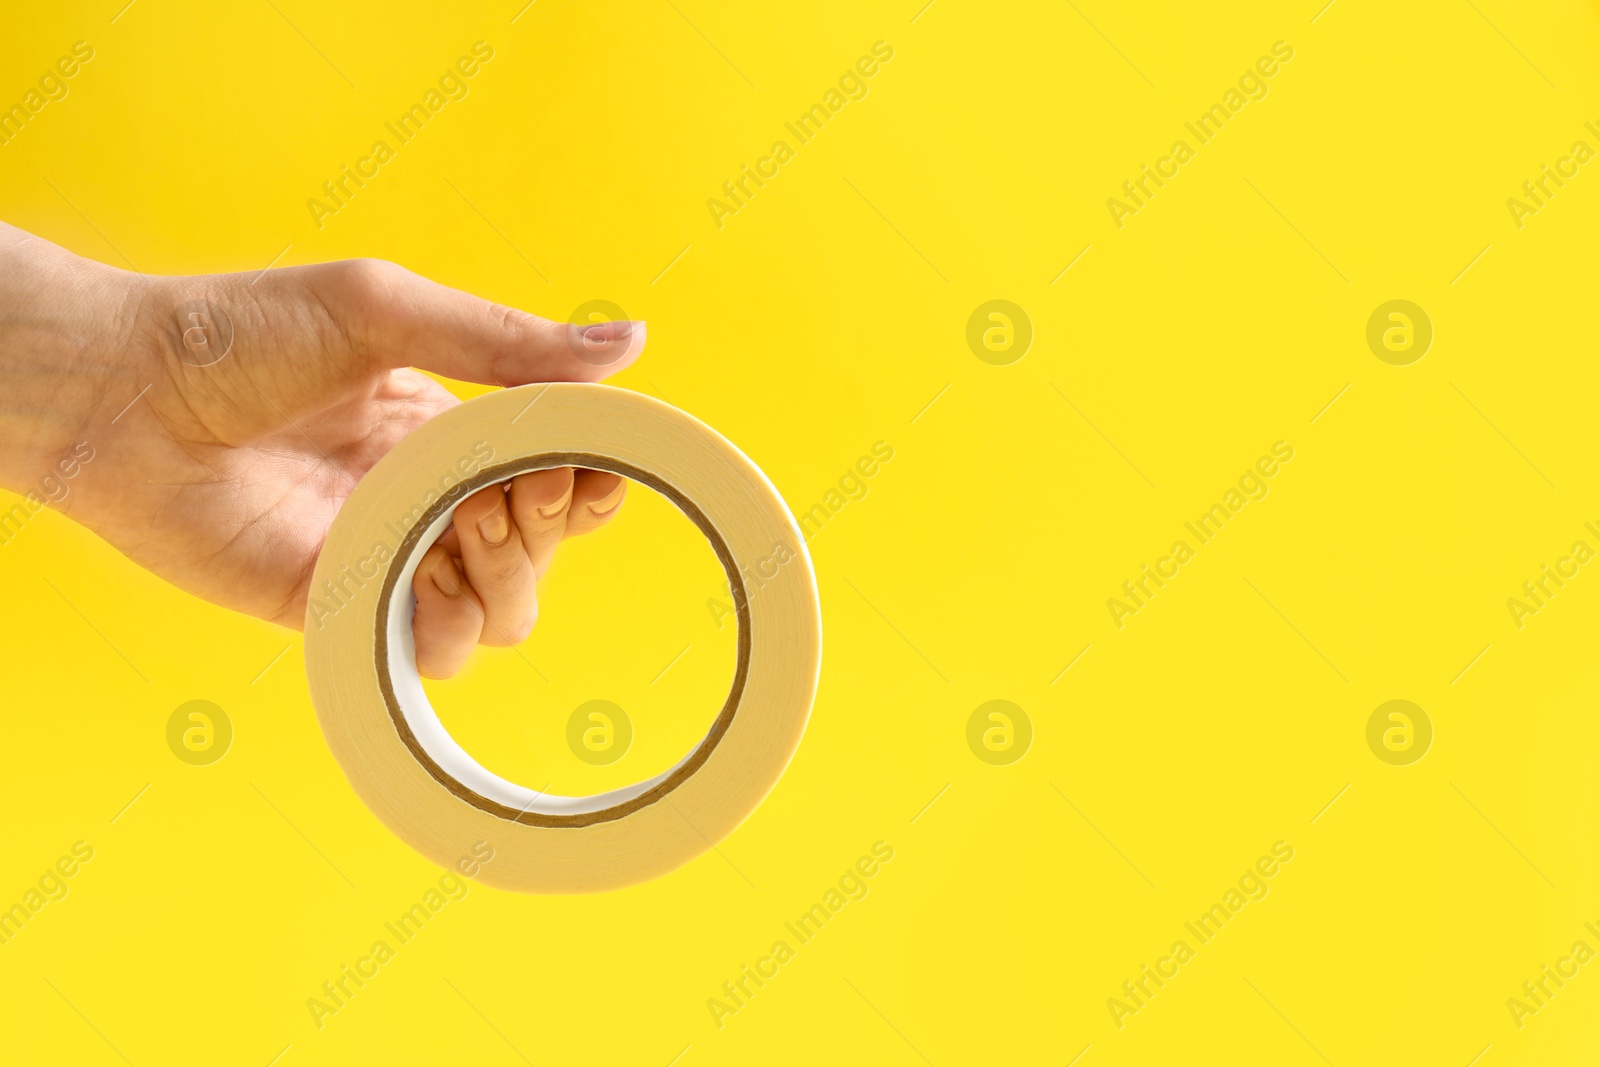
(303, 383), (822, 893)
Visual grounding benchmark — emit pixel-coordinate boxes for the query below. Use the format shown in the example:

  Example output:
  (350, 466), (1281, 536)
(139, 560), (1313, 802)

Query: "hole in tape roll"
(377, 456), (761, 824)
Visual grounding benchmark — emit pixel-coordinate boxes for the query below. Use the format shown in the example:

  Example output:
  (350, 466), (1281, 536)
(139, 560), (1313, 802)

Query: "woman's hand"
(0, 221), (645, 678)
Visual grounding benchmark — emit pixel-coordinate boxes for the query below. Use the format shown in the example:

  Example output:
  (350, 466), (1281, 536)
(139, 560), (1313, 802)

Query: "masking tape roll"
(304, 383), (821, 893)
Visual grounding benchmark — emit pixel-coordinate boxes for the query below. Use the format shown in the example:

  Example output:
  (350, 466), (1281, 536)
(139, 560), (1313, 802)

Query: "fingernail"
(536, 479), (574, 519)
(478, 507), (510, 545)
(430, 555), (462, 597)
(581, 320), (644, 347)
(588, 482), (625, 516)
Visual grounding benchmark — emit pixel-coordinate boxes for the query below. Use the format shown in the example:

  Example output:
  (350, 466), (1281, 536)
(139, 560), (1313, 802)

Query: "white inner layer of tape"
(384, 471), (710, 818)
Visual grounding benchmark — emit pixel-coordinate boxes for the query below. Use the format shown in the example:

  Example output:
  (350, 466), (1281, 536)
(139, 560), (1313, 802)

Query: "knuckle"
(491, 301), (544, 337)
(330, 257), (408, 310)
(315, 258), (412, 364)
(476, 546), (530, 587)
(490, 554), (530, 585)
(483, 304), (560, 386)
(344, 256), (403, 287)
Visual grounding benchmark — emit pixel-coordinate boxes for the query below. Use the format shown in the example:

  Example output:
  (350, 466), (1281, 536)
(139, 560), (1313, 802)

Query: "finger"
(562, 471), (626, 541)
(452, 483), (538, 646)
(411, 545), (485, 679)
(507, 467), (574, 579)
(302, 258), (647, 385)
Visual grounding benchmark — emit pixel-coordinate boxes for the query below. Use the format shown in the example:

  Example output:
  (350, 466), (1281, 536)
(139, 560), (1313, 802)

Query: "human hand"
(0, 222), (645, 678)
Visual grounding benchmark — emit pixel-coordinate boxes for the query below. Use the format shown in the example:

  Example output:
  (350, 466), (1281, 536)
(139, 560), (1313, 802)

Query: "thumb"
(298, 258), (645, 385)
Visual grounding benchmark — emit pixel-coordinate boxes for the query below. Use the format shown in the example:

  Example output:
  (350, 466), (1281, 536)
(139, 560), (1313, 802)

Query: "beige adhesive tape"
(303, 383), (821, 893)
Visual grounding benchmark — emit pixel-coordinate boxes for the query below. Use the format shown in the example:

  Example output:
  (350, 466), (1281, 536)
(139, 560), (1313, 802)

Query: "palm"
(100, 364), (456, 628)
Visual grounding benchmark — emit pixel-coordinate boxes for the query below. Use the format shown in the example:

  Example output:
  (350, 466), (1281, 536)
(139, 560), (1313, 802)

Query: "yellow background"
(2, 0), (1599, 1063)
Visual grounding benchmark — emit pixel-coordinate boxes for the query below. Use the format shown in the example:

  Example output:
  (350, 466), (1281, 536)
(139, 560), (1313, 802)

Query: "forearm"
(0, 223), (148, 501)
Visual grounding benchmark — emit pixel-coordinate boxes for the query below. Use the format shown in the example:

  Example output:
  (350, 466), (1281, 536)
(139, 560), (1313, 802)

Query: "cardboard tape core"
(305, 383), (820, 893)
